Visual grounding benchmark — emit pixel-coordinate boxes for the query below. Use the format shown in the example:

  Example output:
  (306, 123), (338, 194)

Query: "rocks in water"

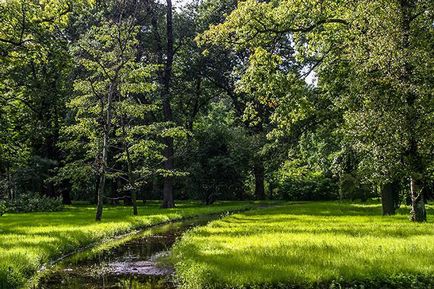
(107, 261), (173, 276)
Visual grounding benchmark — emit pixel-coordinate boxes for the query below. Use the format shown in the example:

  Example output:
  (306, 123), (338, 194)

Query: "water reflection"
(37, 216), (216, 289)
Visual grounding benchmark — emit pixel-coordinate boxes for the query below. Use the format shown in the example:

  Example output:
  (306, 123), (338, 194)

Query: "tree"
(197, 0), (338, 201)
(198, 0), (434, 220)
(0, 0), (79, 203)
(67, 18), (155, 220)
(195, 0), (280, 200)
(152, 0), (177, 209)
(320, 0), (434, 221)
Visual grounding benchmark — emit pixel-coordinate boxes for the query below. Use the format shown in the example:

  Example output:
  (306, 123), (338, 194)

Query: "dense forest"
(0, 0), (433, 222)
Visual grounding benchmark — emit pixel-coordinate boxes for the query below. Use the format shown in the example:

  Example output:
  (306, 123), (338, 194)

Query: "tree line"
(0, 0), (432, 222)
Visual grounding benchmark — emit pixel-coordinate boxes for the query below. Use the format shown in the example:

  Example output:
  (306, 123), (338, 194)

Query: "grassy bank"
(0, 201), (253, 289)
(172, 202), (434, 289)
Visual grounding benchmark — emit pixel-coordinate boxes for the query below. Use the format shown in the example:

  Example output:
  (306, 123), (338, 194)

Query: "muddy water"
(36, 215), (217, 289)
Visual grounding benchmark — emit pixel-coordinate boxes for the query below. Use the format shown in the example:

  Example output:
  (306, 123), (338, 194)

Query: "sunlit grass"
(0, 201), (253, 289)
(172, 202), (434, 289)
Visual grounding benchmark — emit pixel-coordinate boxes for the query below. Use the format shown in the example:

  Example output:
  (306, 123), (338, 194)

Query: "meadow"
(172, 202), (434, 289)
(0, 201), (252, 289)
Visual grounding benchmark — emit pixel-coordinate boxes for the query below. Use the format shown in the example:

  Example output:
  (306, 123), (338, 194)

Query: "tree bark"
(62, 191), (72, 205)
(161, 0), (175, 208)
(95, 171), (105, 221)
(120, 117), (138, 216)
(254, 161), (265, 200)
(410, 177), (426, 222)
(399, 0), (426, 222)
(381, 181), (400, 215)
(96, 83), (114, 221)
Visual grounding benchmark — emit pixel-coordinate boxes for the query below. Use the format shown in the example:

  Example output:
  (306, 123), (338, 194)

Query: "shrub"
(0, 201), (6, 216)
(278, 176), (339, 201)
(6, 194), (63, 213)
(276, 160), (339, 201)
(339, 173), (376, 201)
(0, 265), (22, 289)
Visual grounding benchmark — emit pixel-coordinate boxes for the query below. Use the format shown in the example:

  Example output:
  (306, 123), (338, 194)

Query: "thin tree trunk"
(95, 172), (105, 221)
(61, 182), (72, 205)
(254, 161), (265, 200)
(162, 138), (175, 208)
(127, 155), (138, 215)
(96, 83), (114, 221)
(6, 165), (14, 200)
(120, 116), (138, 216)
(161, 0), (175, 208)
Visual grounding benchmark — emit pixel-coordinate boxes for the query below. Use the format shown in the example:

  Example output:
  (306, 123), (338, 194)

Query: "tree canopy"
(0, 0), (433, 221)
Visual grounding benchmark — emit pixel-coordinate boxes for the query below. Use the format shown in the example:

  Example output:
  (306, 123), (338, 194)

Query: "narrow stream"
(36, 215), (217, 289)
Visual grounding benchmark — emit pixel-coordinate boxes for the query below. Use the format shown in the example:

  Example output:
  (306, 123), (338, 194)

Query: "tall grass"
(0, 201), (252, 289)
(172, 202), (434, 289)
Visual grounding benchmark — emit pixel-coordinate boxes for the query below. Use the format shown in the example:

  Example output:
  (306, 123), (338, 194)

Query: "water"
(36, 216), (217, 289)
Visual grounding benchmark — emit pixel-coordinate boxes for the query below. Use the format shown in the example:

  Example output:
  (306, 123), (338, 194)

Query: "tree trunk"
(381, 181), (399, 215)
(410, 177), (426, 222)
(120, 110), (138, 215)
(95, 172), (105, 221)
(125, 143), (138, 215)
(61, 186), (72, 205)
(161, 0), (175, 209)
(96, 83), (114, 221)
(254, 161), (265, 200)
(162, 137), (175, 208)
(6, 165), (14, 200)
(399, 0), (426, 222)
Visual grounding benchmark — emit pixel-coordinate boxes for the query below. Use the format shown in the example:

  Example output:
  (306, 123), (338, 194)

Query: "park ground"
(2, 201), (434, 289)
(0, 201), (253, 289)
(172, 202), (434, 289)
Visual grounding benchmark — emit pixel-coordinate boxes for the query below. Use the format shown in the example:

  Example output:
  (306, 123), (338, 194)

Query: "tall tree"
(198, 0), (433, 220)
(160, 0), (176, 208)
(0, 0), (78, 202)
(69, 18), (155, 220)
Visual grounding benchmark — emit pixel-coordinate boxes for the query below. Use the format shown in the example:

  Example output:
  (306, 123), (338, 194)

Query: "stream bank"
(34, 215), (218, 289)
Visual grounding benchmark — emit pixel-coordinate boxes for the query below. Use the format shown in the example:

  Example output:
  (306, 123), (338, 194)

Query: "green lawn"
(0, 201), (253, 289)
(172, 202), (434, 289)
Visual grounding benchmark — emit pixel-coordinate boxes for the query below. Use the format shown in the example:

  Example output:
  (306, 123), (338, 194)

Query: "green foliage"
(198, 0), (433, 215)
(184, 102), (252, 203)
(0, 0), (85, 201)
(173, 202), (434, 289)
(5, 194), (63, 213)
(60, 18), (160, 197)
(276, 160), (338, 201)
(0, 201), (253, 289)
(0, 200), (6, 216)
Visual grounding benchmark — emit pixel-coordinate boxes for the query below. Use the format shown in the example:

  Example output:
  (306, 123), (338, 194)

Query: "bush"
(6, 194), (63, 213)
(0, 201), (6, 216)
(276, 160), (339, 201)
(0, 265), (22, 289)
(278, 176), (339, 201)
(182, 104), (252, 203)
(339, 173), (375, 201)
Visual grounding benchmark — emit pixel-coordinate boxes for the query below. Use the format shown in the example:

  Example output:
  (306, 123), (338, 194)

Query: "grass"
(0, 201), (253, 289)
(172, 202), (434, 289)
